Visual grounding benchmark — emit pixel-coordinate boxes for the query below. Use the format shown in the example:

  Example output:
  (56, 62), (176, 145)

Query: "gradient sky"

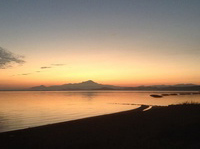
(0, 0), (200, 89)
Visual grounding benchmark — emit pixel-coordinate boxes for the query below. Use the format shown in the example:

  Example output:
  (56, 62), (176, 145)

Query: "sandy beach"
(0, 104), (200, 149)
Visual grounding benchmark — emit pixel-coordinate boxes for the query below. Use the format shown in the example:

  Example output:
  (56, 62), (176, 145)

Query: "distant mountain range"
(30, 80), (121, 91)
(29, 80), (200, 91)
(123, 84), (200, 91)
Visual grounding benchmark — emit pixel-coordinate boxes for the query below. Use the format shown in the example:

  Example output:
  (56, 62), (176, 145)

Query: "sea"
(0, 91), (200, 133)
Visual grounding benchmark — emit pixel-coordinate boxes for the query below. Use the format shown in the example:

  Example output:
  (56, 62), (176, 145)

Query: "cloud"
(11, 73), (31, 76)
(21, 73), (31, 76)
(0, 47), (25, 69)
(40, 66), (52, 69)
(14, 71), (41, 76)
(40, 64), (65, 69)
(51, 63), (65, 66)
(11, 63), (65, 77)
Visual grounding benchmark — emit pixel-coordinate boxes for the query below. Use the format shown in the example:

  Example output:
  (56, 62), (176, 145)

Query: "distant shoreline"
(1, 80), (200, 91)
(0, 89), (200, 91)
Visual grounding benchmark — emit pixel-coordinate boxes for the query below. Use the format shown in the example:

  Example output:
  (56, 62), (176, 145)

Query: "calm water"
(0, 91), (200, 133)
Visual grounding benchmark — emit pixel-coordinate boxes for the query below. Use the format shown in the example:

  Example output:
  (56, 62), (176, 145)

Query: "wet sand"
(0, 104), (200, 149)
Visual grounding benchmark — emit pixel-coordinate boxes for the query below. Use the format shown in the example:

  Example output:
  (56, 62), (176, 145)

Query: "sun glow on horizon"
(0, 1), (200, 89)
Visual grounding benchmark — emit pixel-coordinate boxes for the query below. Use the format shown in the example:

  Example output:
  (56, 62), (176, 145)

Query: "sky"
(0, 0), (200, 89)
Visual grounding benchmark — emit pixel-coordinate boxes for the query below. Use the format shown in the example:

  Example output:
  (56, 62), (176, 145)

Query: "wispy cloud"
(21, 73), (31, 76)
(40, 66), (52, 69)
(51, 63), (65, 66)
(40, 63), (65, 69)
(12, 73), (32, 77)
(0, 47), (25, 69)
(11, 63), (65, 77)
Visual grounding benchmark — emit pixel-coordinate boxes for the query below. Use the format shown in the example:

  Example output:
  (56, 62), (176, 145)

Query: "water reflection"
(59, 91), (98, 100)
(0, 91), (200, 133)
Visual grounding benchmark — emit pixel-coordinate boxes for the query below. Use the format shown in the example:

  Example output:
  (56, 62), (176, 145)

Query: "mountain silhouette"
(30, 80), (121, 91)
(29, 81), (200, 91)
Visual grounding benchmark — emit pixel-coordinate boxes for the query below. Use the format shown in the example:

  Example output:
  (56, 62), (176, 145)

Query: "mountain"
(173, 84), (197, 87)
(30, 80), (121, 91)
(123, 84), (200, 91)
(31, 85), (47, 90)
(29, 81), (200, 91)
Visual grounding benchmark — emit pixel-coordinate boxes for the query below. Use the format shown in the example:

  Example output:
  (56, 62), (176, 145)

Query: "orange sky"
(0, 1), (200, 89)
(1, 51), (199, 89)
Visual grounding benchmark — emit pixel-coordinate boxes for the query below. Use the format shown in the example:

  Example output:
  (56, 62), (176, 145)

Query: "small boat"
(150, 94), (163, 98)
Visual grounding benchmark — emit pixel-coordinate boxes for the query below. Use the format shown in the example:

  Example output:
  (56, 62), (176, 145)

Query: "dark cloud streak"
(51, 64), (65, 66)
(11, 63), (65, 77)
(40, 66), (51, 69)
(0, 47), (25, 69)
(21, 73), (31, 76)
(40, 64), (65, 69)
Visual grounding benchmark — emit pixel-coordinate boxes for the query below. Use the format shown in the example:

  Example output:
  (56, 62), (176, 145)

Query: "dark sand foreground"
(0, 104), (200, 149)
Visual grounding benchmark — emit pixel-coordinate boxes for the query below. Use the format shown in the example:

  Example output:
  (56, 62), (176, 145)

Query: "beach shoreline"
(0, 104), (200, 148)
